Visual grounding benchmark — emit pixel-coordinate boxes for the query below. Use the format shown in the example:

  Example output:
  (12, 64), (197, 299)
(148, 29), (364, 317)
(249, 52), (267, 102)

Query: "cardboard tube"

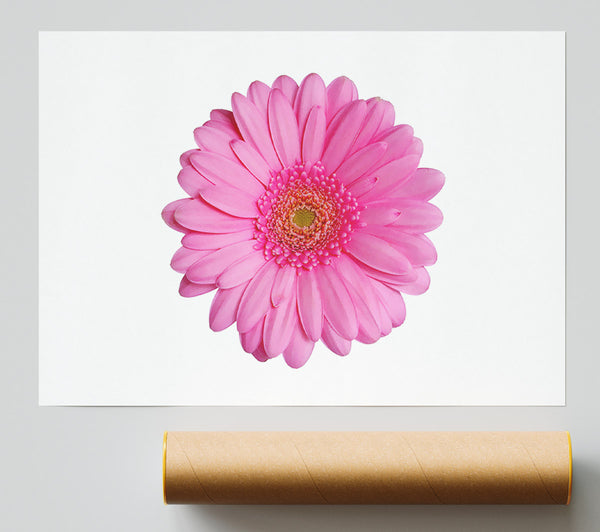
(163, 431), (572, 505)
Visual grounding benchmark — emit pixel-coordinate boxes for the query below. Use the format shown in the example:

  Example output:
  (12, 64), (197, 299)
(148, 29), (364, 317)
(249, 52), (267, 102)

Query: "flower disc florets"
(255, 162), (360, 270)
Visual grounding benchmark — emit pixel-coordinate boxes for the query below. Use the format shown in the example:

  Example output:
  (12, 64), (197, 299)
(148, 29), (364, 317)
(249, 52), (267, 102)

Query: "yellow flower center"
(292, 208), (316, 228)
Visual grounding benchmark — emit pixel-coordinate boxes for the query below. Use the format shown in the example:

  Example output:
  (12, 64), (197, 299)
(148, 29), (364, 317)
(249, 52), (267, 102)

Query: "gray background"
(1, 1), (598, 530)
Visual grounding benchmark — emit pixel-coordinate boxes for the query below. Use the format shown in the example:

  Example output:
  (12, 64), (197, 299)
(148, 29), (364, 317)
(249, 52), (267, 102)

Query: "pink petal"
(230, 139), (271, 185)
(351, 98), (394, 155)
(177, 165), (206, 197)
(347, 285), (380, 344)
(162, 198), (191, 233)
(210, 109), (237, 128)
(356, 329), (379, 345)
(186, 240), (257, 284)
(190, 151), (264, 196)
(335, 142), (387, 185)
(316, 266), (358, 340)
(263, 281), (298, 357)
(356, 260), (417, 285)
(373, 125), (414, 166)
(335, 255), (384, 335)
(301, 106), (326, 165)
(393, 168), (445, 201)
(203, 119), (241, 139)
(217, 250), (266, 289)
(347, 175), (378, 197)
(371, 280), (406, 327)
(359, 204), (401, 225)
(174, 199), (254, 233)
(296, 268), (323, 341)
(376, 299), (393, 336)
(371, 98), (395, 138)
(268, 88), (301, 167)
(252, 343), (270, 362)
(321, 100), (367, 173)
(359, 155), (421, 202)
(179, 276), (216, 298)
(193, 126), (236, 159)
(247, 80), (271, 118)
(390, 200), (443, 233)
(394, 233), (438, 266)
(231, 92), (281, 171)
(335, 255), (381, 305)
(405, 137), (423, 158)
(360, 227), (437, 266)
(240, 318), (264, 353)
(237, 260), (279, 333)
(272, 75), (299, 105)
(345, 232), (413, 275)
(209, 282), (249, 331)
(182, 229), (254, 250)
(326, 76), (359, 124)
(321, 319), (351, 356)
(198, 182), (259, 218)
(294, 73), (326, 135)
(171, 247), (212, 273)
(397, 266), (431, 295)
(283, 320), (315, 368)
(271, 265), (296, 307)
(366, 291), (391, 338)
(180, 149), (200, 168)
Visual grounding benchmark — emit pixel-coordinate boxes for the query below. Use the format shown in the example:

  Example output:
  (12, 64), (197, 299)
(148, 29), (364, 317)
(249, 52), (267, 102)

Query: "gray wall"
(2, 1), (598, 530)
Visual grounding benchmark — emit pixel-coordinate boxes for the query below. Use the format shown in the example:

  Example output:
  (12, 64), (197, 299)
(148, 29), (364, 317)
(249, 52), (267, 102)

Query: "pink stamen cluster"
(255, 162), (360, 270)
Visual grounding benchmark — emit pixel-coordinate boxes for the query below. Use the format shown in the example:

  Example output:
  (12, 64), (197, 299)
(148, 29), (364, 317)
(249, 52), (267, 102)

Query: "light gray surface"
(1, 1), (599, 530)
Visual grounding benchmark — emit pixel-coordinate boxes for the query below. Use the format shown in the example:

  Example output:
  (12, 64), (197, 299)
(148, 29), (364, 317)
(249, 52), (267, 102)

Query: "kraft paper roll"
(163, 431), (572, 505)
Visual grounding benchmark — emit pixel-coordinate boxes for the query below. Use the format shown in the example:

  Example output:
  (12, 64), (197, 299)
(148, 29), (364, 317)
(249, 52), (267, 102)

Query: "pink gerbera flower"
(162, 74), (444, 368)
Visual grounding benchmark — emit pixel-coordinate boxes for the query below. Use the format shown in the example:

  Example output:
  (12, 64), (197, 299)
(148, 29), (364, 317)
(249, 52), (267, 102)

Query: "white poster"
(39, 32), (565, 405)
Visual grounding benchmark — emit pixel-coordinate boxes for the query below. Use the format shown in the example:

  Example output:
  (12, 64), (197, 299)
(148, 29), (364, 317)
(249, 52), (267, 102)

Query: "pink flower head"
(162, 74), (444, 368)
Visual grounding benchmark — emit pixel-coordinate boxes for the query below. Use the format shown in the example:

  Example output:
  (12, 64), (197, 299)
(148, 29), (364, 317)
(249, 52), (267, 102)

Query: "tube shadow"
(173, 456), (600, 531)
(186, 503), (572, 532)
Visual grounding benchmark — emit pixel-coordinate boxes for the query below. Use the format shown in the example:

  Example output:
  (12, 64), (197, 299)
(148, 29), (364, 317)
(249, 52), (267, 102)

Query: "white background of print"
(39, 31), (565, 405)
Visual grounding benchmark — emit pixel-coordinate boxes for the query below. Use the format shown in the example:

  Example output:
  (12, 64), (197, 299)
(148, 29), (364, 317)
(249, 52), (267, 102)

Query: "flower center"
(292, 208), (315, 228)
(255, 162), (360, 270)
